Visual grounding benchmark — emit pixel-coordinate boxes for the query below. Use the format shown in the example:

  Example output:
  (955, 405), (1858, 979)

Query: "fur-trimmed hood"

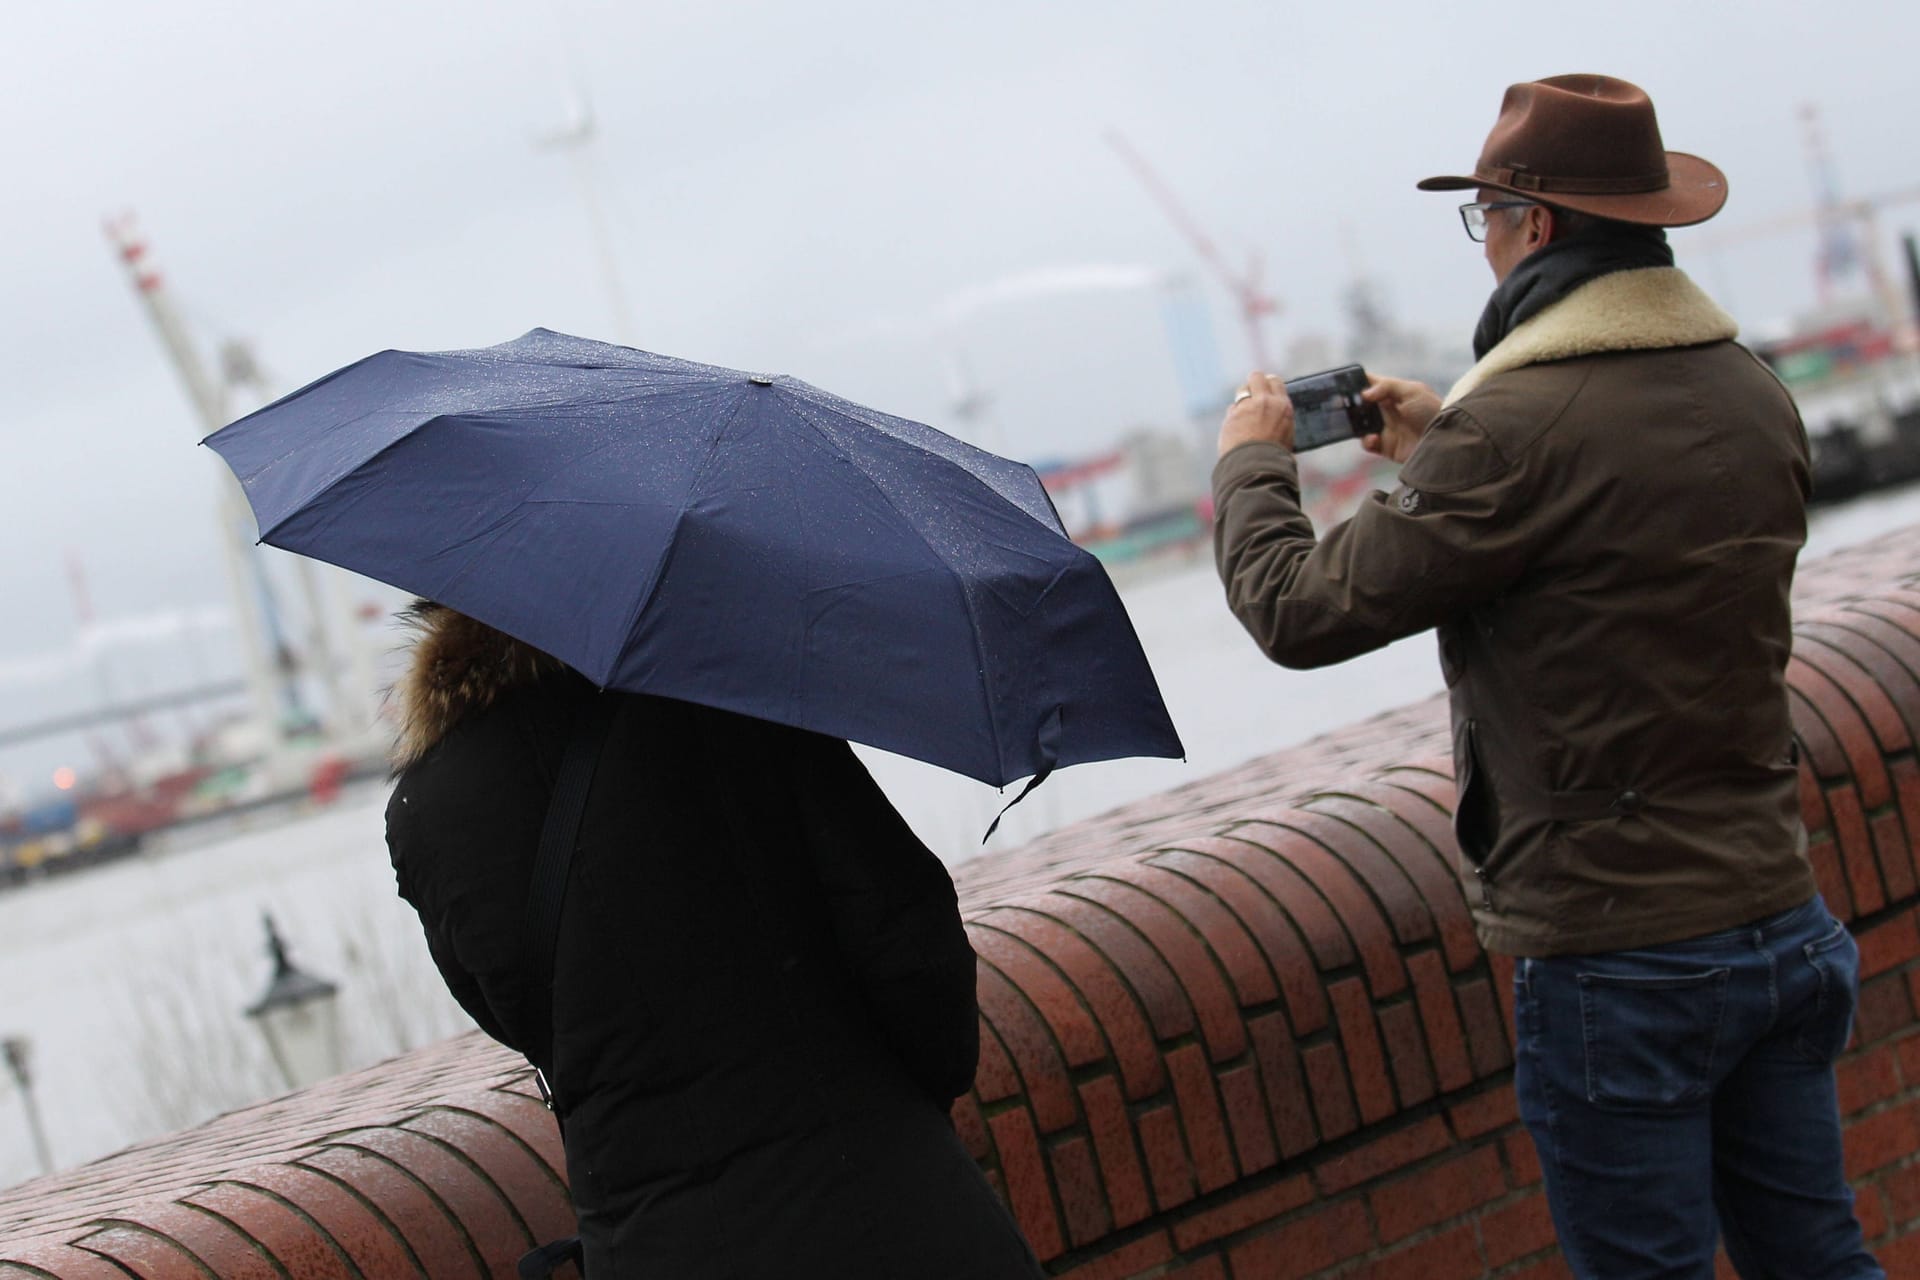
(390, 602), (566, 771)
(1444, 266), (1738, 407)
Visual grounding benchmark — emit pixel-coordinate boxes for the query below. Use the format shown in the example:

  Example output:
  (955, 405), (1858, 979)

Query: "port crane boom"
(1697, 183), (1920, 353)
(1106, 131), (1279, 371)
(101, 216), (379, 747)
(102, 215), (285, 744)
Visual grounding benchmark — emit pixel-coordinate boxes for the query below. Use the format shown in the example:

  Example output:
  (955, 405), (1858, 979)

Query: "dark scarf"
(1472, 222), (1674, 358)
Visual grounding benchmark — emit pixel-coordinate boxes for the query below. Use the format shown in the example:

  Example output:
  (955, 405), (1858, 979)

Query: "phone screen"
(1285, 364), (1382, 452)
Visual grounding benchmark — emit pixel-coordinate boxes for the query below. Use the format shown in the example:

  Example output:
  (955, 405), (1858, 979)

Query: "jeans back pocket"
(1577, 967), (1730, 1111)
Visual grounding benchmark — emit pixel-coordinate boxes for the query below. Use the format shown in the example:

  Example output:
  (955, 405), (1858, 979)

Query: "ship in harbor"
(1756, 288), (1920, 504)
(0, 715), (384, 889)
(1728, 106), (1920, 503)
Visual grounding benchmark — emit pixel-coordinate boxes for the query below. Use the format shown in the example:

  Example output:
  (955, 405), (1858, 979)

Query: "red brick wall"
(5, 527), (1920, 1277)
(0, 1036), (574, 1277)
(940, 533), (1920, 1280)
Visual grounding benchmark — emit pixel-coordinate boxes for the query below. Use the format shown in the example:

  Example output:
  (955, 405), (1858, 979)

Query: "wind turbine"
(535, 87), (639, 345)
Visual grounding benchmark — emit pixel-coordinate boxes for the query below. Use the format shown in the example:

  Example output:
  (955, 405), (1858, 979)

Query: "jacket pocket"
(1795, 920), (1860, 1063)
(1452, 719), (1498, 864)
(1577, 965), (1730, 1111)
(1452, 718), (1504, 910)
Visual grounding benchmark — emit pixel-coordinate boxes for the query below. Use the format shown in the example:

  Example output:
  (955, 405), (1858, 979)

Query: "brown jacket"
(1214, 267), (1816, 956)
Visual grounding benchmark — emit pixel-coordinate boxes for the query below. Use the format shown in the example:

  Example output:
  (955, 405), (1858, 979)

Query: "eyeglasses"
(1459, 200), (1536, 243)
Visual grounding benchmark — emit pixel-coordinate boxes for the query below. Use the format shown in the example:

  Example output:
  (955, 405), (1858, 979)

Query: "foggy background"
(2, 0), (1912, 787)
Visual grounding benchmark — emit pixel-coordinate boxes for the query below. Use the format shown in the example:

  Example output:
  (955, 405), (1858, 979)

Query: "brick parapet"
(8, 523), (1920, 1277)
(0, 1037), (570, 1278)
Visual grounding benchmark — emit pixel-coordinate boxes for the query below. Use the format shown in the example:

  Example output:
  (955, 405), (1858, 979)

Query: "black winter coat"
(385, 614), (1041, 1279)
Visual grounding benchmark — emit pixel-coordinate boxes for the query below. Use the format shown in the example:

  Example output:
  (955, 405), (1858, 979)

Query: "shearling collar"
(390, 602), (565, 770)
(1444, 267), (1738, 407)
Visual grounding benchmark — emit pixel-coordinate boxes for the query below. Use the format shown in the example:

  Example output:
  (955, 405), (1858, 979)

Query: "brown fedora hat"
(1418, 74), (1727, 227)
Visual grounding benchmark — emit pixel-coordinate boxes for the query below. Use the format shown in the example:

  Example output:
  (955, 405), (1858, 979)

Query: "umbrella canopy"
(205, 329), (1183, 787)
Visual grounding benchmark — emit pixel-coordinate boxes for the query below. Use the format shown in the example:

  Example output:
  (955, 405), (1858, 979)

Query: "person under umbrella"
(204, 331), (1181, 1277)
(386, 602), (1044, 1277)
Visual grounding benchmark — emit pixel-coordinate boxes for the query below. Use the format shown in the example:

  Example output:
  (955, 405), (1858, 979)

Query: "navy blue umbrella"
(205, 329), (1182, 789)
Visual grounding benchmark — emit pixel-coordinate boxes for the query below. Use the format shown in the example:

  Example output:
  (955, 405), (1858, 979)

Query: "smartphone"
(1284, 364), (1382, 452)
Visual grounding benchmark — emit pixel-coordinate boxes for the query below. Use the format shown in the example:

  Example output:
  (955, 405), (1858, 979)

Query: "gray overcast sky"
(1, 0), (1914, 780)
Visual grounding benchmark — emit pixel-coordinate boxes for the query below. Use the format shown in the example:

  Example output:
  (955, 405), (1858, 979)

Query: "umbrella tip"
(748, 374), (776, 386)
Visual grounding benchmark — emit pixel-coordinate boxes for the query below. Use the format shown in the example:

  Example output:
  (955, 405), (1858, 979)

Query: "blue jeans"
(1513, 896), (1883, 1279)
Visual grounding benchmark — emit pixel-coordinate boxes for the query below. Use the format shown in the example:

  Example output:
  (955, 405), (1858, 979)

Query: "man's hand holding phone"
(1220, 367), (1441, 463)
(1359, 376), (1442, 464)
(1218, 371), (1293, 456)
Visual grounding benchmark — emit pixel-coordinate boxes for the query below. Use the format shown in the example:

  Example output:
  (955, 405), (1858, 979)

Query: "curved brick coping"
(9, 523), (1920, 1278)
(0, 1035), (569, 1278)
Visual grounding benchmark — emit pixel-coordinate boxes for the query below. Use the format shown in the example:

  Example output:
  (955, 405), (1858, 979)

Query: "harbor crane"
(1106, 130), (1279, 371)
(1697, 104), (1920, 350)
(103, 214), (287, 745)
(534, 88), (638, 345)
(1698, 184), (1920, 351)
(101, 215), (376, 747)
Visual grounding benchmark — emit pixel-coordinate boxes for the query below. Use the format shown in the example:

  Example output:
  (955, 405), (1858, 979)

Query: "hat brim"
(1417, 151), (1728, 227)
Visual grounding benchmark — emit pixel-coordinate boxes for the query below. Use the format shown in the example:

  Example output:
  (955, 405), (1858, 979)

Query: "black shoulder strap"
(518, 1235), (585, 1280)
(519, 693), (617, 1280)
(525, 692), (620, 1078)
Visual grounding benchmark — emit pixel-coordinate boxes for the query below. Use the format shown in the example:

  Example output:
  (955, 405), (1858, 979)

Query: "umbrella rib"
(252, 412), (449, 543)
(524, 384), (739, 485)
(203, 349), (387, 451)
(784, 380), (1065, 534)
(411, 388), (747, 672)
(255, 384), (736, 546)
(232, 405), (389, 498)
(782, 394), (1009, 779)
(599, 388), (756, 670)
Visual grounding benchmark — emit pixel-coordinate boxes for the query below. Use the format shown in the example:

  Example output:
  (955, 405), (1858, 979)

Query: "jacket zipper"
(1461, 717), (1497, 912)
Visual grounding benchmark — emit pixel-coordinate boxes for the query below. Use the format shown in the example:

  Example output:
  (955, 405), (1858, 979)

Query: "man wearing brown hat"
(1213, 76), (1882, 1277)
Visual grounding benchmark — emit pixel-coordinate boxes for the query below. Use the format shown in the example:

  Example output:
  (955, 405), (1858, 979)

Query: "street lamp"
(2, 1035), (53, 1176)
(244, 913), (341, 1090)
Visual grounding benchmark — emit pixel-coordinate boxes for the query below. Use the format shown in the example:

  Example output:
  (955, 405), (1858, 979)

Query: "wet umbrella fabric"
(204, 329), (1183, 788)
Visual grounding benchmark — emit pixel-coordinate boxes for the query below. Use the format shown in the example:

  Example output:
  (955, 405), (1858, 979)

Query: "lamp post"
(244, 913), (341, 1090)
(2, 1035), (53, 1176)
